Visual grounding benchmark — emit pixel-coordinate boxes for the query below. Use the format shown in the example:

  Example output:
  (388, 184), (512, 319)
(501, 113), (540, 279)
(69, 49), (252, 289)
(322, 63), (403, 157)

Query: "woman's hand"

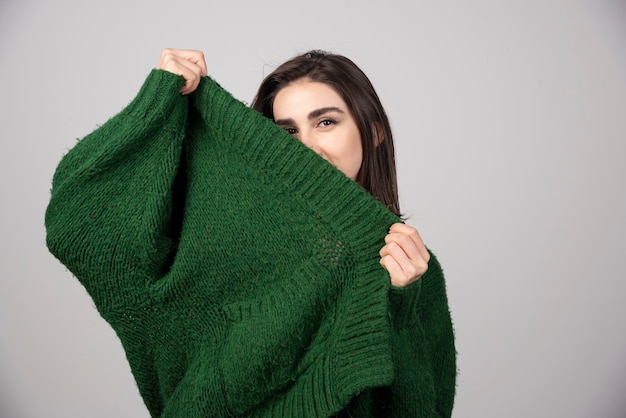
(157, 48), (208, 95)
(379, 223), (430, 287)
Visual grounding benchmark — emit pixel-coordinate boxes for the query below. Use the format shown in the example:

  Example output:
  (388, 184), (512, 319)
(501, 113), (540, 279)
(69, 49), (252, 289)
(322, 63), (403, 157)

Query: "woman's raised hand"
(380, 223), (430, 288)
(157, 48), (208, 95)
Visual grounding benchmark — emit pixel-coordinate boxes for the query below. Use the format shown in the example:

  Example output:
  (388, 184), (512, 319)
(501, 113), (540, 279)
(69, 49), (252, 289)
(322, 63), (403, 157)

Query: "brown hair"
(251, 50), (401, 217)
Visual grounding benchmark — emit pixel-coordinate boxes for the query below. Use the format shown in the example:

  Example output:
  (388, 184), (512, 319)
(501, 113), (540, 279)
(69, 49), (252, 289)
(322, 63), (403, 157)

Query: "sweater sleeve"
(383, 252), (457, 417)
(45, 69), (188, 309)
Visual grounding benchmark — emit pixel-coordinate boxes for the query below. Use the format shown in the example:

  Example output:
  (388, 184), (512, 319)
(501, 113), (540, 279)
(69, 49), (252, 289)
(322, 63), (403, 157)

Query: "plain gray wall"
(1, 0), (625, 417)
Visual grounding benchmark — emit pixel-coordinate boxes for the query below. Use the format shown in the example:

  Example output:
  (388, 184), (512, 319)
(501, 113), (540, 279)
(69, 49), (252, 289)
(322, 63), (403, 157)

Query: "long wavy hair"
(251, 50), (401, 217)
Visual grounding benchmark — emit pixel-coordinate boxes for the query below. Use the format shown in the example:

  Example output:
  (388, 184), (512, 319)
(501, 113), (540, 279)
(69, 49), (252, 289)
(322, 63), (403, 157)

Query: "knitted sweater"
(45, 69), (456, 417)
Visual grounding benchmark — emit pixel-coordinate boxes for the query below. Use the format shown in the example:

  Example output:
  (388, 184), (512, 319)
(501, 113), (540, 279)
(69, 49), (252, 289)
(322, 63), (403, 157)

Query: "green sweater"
(45, 69), (456, 417)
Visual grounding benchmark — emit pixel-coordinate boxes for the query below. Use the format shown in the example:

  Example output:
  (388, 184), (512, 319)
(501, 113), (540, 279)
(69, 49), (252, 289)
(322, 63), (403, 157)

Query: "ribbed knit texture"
(45, 69), (456, 417)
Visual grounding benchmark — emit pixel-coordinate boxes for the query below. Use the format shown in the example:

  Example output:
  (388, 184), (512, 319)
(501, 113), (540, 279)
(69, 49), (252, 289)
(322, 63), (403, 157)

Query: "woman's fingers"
(380, 223), (430, 287)
(388, 223), (430, 263)
(157, 48), (207, 95)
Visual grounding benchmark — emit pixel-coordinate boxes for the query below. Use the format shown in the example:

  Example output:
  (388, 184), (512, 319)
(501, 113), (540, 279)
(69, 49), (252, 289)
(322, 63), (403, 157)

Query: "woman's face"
(272, 79), (363, 181)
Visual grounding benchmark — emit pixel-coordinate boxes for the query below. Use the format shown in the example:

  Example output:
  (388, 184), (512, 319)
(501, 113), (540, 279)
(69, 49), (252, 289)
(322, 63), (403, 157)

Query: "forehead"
(273, 79), (347, 116)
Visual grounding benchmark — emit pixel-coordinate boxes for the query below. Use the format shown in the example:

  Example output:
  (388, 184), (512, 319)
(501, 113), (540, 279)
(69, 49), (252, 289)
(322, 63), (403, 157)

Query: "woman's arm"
(385, 253), (457, 417)
(378, 226), (456, 416)
(45, 66), (190, 309)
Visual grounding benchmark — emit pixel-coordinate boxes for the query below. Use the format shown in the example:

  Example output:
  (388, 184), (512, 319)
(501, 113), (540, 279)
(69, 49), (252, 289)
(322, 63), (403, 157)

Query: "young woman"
(46, 48), (456, 417)
(158, 48), (430, 289)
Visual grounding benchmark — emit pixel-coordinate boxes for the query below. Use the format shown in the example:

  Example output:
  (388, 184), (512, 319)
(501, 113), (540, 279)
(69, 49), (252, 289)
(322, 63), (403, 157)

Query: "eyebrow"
(274, 106), (345, 126)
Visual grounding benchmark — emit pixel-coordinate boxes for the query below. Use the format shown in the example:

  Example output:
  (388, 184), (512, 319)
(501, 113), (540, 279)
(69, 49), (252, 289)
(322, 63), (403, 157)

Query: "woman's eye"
(318, 118), (336, 127)
(284, 127), (297, 135)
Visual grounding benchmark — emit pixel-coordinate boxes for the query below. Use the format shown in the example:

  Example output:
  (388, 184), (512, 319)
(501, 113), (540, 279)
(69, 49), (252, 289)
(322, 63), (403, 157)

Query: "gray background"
(1, 0), (625, 417)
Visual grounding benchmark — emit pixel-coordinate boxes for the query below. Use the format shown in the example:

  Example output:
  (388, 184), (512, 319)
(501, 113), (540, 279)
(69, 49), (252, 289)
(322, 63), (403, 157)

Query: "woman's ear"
(372, 122), (384, 147)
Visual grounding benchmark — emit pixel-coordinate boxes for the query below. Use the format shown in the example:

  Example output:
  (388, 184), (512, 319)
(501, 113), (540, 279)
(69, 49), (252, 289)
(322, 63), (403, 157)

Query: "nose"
(300, 131), (321, 155)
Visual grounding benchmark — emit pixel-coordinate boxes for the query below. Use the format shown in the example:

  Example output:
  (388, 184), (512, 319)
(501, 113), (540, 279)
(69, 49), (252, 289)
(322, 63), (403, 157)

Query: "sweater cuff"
(388, 277), (422, 329)
(124, 69), (187, 121)
(388, 249), (441, 329)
